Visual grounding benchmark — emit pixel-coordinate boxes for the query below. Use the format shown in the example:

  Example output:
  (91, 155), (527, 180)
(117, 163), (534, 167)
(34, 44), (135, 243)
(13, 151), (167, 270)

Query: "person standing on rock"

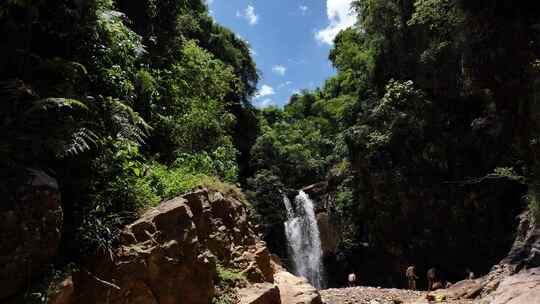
(348, 272), (357, 287)
(427, 267), (437, 291)
(406, 265), (419, 290)
(466, 268), (475, 280)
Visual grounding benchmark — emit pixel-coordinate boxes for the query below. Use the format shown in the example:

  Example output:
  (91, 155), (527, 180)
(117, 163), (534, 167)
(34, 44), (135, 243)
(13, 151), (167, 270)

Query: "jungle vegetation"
(1, 0), (540, 292)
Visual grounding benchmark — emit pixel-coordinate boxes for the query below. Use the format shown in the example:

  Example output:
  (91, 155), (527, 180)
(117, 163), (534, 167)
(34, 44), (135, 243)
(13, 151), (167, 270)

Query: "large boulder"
(239, 283), (281, 304)
(0, 169), (62, 301)
(44, 188), (323, 304)
(72, 195), (217, 304)
(272, 258), (323, 304)
(58, 188), (303, 304)
(483, 267), (540, 304)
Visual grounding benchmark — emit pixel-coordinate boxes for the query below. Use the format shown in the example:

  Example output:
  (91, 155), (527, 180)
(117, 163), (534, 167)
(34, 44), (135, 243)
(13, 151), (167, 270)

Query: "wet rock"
(317, 212), (338, 257)
(273, 262), (322, 304)
(300, 182), (332, 214)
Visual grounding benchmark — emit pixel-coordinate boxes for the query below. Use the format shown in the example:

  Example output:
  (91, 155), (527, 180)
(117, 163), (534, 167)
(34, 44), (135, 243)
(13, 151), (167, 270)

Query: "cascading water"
(283, 191), (325, 289)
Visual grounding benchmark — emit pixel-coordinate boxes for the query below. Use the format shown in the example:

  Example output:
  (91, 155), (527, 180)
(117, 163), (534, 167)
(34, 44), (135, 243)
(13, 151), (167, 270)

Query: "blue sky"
(207, 0), (356, 108)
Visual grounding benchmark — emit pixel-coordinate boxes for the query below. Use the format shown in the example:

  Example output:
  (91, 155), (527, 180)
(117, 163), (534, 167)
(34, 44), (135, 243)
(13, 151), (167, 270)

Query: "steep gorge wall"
(299, 176), (526, 289)
(339, 0), (539, 289)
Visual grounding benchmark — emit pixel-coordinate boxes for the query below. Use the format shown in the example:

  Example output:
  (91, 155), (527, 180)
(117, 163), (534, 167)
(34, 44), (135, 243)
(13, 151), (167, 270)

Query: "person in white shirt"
(348, 272), (357, 287)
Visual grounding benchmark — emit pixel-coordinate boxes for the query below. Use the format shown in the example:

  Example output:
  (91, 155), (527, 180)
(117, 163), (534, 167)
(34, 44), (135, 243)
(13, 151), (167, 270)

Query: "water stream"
(283, 190), (325, 289)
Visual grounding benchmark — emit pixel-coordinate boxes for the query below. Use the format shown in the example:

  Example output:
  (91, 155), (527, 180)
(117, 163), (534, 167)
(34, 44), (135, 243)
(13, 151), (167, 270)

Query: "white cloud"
(299, 5), (309, 15)
(255, 98), (275, 108)
(315, 0), (356, 45)
(249, 48), (257, 56)
(288, 58), (307, 65)
(255, 85), (275, 98)
(277, 81), (292, 89)
(272, 65), (287, 76)
(237, 5), (259, 25)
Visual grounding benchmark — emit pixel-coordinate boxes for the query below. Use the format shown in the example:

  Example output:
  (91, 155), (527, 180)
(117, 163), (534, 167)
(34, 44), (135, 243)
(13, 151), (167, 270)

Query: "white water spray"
(283, 191), (325, 289)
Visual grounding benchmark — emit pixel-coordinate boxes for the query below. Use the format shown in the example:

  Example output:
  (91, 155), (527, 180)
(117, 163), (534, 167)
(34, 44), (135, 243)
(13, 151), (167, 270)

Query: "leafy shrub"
(77, 212), (126, 258)
(75, 139), (158, 254)
(212, 264), (246, 304)
(173, 143), (239, 183)
(196, 176), (250, 207)
(215, 264), (246, 285)
(145, 163), (206, 200)
(90, 139), (160, 212)
(146, 142), (242, 202)
(22, 264), (78, 304)
(492, 167), (525, 183)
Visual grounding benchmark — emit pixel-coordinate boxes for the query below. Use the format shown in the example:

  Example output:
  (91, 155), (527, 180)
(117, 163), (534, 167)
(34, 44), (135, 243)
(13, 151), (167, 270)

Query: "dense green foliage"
(0, 0), (258, 260)
(3, 0), (540, 295)
(246, 0), (540, 288)
(213, 264), (247, 304)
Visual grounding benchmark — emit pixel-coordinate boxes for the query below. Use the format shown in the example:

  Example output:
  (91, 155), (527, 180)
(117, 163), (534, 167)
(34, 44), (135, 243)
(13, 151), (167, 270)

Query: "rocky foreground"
(39, 188), (324, 304)
(320, 265), (540, 304)
(321, 286), (474, 304)
(321, 287), (425, 304)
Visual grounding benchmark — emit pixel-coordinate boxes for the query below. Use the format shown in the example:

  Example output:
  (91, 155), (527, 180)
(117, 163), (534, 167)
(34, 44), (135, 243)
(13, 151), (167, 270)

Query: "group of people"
(346, 266), (475, 290)
(405, 265), (475, 291)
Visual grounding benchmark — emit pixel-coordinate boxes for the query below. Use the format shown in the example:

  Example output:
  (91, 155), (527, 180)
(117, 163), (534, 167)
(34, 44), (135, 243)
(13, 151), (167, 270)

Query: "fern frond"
(0, 79), (101, 161)
(104, 98), (152, 144)
(59, 128), (99, 158)
(25, 98), (89, 116)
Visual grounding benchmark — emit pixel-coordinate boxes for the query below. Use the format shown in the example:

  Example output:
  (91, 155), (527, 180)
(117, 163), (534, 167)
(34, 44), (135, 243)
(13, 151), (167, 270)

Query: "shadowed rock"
(0, 169), (62, 301)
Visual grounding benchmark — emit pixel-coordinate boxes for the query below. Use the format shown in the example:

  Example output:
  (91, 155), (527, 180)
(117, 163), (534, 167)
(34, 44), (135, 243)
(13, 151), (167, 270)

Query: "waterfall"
(283, 191), (325, 289)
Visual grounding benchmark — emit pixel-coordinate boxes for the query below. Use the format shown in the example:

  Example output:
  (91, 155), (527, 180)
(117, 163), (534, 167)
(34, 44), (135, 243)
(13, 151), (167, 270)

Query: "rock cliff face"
(301, 175), (527, 288)
(51, 188), (321, 304)
(503, 211), (540, 268)
(428, 211), (540, 304)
